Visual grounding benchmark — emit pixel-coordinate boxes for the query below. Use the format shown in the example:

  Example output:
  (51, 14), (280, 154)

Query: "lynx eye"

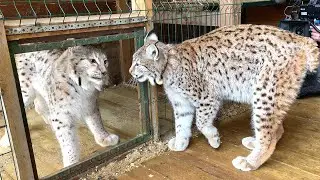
(104, 60), (108, 64)
(91, 59), (97, 64)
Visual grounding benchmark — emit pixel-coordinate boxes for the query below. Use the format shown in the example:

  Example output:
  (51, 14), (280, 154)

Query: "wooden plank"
(7, 22), (145, 41)
(187, 137), (320, 179)
(139, 0), (161, 141)
(172, 151), (257, 180)
(219, 0), (241, 27)
(0, 21), (37, 179)
(132, 0), (148, 17)
(216, 104), (320, 176)
(117, 0), (135, 83)
(119, 39), (135, 82)
(143, 153), (218, 180)
(221, 112), (320, 161)
(98, 98), (141, 137)
(117, 174), (137, 180)
(150, 85), (160, 141)
(122, 165), (168, 180)
(288, 100), (320, 120)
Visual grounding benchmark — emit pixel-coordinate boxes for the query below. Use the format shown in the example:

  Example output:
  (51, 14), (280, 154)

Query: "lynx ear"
(144, 30), (159, 43)
(146, 44), (159, 61)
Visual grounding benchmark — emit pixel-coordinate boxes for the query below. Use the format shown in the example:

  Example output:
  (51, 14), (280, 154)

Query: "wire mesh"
(152, 0), (242, 44)
(0, 0), (133, 21)
(151, 0), (242, 133)
(0, 89), (18, 180)
(0, 0), (149, 35)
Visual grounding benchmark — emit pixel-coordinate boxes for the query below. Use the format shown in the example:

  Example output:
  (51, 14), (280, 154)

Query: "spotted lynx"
(129, 24), (319, 171)
(0, 46), (119, 167)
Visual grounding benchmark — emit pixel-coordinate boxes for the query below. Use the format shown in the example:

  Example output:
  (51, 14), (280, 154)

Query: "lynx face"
(66, 46), (109, 91)
(129, 33), (168, 86)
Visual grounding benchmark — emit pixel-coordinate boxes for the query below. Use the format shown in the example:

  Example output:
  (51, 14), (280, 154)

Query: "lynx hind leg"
(196, 99), (221, 149)
(50, 113), (80, 167)
(167, 90), (195, 151)
(233, 61), (303, 171)
(242, 124), (284, 150)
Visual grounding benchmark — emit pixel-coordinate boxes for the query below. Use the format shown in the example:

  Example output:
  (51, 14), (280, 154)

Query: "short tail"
(304, 38), (320, 72)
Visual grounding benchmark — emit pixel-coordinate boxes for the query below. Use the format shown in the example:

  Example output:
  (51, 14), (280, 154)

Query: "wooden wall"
(242, 4), (287, 26)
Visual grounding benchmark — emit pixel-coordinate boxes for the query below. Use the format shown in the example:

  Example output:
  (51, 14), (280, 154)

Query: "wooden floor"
(119, 96), (320, 180)
(0, 86), (144, 179)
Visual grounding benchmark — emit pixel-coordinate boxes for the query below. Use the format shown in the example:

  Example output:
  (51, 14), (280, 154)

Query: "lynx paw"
(168, 137), (189, 151)
(242, 137), (256, 150)
(232, 156), (255, 171)
(96, 134), (119, 147)
(201, 126), (221, 148)
(208, 136), (221, 149)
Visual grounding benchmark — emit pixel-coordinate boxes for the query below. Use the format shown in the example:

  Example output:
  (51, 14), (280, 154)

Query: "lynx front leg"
(167, 92), (195, 151)
(51, 114), (80, 167)
(196, 100), (221, 149)
(85, 108), (119, 147)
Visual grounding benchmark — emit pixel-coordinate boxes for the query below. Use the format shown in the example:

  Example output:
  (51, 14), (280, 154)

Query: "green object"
(7, 27), (151, 179)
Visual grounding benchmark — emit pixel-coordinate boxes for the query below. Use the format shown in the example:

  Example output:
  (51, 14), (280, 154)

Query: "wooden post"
(0, 22), (37, 180)
(119, 38), (135, 82)
(145, 1), (160, 142)
(117, 0), (135, 82)
(219, 0), (242, 27)
(132, 0), (160, 141)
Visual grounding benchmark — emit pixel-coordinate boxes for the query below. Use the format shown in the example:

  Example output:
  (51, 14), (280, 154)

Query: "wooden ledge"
(6, 22), (145, 41)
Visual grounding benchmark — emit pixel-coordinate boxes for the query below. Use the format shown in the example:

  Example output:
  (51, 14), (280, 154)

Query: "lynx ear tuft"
(144, 29), (159, 43)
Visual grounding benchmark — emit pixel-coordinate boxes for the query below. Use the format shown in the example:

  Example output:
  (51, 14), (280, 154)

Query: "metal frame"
(1, 26), (153, 179)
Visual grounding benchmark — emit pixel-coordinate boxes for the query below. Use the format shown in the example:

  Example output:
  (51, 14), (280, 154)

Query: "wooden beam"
(7, 22), (145, 41)
(134, 0), (160, 141)
(0, 22), (37, 180)
(117, 0), (135, 82)
(219, 0), (242, 27)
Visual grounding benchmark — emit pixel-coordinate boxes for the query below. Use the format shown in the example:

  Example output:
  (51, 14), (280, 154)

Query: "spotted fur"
(0, 46), (119, 167)
(129, 24), (319, 171)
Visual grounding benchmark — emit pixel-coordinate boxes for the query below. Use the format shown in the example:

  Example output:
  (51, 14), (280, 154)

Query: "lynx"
(129, 24), (319, 171)
(0, 46), (119, 167)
